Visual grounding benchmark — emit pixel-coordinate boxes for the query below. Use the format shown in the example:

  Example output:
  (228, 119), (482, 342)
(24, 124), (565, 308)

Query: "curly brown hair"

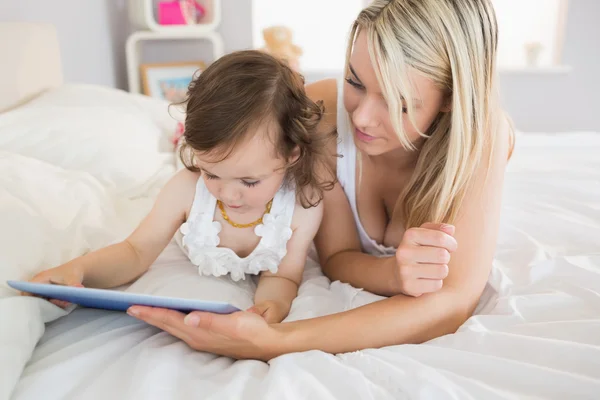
(179, 50), (335, 208)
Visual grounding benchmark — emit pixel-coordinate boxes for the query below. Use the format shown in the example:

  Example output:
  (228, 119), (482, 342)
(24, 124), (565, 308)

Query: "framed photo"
(141, 61), (206, 103)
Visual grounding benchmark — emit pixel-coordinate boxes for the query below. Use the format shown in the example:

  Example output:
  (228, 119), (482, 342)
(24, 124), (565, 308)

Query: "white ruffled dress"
(174, 177), (295, 282)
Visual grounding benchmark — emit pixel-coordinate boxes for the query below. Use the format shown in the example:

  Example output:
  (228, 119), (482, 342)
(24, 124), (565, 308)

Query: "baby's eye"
(242, 180), (260, 188)
(204, 173), (218, 180)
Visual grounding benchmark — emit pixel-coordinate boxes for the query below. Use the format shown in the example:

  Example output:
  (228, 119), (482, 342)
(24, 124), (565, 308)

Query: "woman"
(128, 0), (512, 360)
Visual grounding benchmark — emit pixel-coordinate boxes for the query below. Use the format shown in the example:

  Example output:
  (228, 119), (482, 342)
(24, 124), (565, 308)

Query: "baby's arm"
(28, 170), (198, 290)
(252, 201), (323, 323)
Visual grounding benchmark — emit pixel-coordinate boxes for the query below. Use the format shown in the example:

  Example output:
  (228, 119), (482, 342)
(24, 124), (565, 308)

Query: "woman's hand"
(127, 306), (285, 361)
(23, 264), (85, 308)
(391, 223), (458, 297)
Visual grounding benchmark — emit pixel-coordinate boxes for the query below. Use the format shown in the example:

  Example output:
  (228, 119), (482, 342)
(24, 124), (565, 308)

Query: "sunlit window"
(252, 0), (569, 73)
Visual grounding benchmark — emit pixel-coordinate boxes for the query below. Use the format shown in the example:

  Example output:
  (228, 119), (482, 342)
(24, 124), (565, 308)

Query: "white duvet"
(1, 86), (599, 399)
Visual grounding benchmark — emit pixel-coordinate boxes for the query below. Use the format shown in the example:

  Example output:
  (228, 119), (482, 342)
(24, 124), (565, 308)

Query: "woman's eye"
(345, 77), (364, 90)
(242, 180), (260, 188)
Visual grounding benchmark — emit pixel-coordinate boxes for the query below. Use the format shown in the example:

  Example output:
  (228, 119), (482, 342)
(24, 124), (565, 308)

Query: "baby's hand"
(24, 264), (85, 309)
(247, 300), (290, 324)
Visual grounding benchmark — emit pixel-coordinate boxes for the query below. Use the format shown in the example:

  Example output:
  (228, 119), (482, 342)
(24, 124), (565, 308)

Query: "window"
(492, 0), (568, 69)
(252, 0), (364, 73)
(252, 0), (568, 73)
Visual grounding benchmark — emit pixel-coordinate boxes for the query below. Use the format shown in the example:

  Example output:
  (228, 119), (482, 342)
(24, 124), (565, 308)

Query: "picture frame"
(140, 61), (206, 103)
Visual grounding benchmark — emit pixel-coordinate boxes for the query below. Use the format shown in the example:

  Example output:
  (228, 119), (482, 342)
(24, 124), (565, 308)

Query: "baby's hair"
(179, 50), (335, 208)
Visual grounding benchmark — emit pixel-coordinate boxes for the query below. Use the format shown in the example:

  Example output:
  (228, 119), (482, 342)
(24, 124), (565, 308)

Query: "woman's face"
(343, 31), (450, 156)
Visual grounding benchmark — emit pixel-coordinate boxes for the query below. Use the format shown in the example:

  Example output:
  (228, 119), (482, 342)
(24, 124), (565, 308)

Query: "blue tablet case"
(7, 280), (240, 314)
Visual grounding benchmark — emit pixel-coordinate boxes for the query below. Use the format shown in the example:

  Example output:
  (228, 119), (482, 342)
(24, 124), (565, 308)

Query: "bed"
(1, 22), (599, 400)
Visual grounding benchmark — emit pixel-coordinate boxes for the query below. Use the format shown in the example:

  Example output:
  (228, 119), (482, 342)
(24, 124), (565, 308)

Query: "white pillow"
(20, 84), (186, 139)
(0, 84), (183, 197)
(0, 150), (252, 309)
(0, 151), (153, 298)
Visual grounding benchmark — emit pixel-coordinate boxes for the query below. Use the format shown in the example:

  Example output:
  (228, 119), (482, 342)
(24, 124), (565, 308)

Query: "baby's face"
(194, 128), (288, 215)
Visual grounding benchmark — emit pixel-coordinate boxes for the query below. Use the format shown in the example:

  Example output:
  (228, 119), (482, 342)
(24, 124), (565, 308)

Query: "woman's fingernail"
(184, 314), (200, 327)
(127, 307), (139, 317)
(442, 224), (455, 233)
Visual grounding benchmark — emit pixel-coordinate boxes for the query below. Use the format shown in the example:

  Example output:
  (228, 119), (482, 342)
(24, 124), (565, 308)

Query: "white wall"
(302, 1), (600, 133)
(140, 1), (252, 71)
(0, 0), (252, 89)
(499, 0), (600, 132)
(0, 0), (129, 88)
(1, 0), (598, 132)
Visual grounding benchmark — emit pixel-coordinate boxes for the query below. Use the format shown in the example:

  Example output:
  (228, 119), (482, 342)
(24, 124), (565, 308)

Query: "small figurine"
(260, 26), (303, 71)
(524, 42), (543, 67)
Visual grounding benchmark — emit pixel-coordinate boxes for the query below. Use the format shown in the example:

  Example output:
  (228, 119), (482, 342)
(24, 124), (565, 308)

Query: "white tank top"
(336, 77), (396, 257)
(175, 177), (296, 281)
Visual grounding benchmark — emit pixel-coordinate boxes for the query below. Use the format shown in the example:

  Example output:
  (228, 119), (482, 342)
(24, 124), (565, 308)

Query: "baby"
(27, 50), (334, 323)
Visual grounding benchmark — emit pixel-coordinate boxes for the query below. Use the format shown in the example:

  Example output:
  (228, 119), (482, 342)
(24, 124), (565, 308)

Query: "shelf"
(127, 0), (221, 33)
(125, 30), (224, 94)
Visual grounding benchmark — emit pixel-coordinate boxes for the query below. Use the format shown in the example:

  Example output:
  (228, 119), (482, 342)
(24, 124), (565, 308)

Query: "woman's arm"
(314, 182), (401, 295)
(29, 169), (196, 290)
(253, 202), (323, 323)
(291, 127), (509, 350)
(287, 123), (511, 352)
(127, 121), (510, 359)
(314, 181), (457, 297)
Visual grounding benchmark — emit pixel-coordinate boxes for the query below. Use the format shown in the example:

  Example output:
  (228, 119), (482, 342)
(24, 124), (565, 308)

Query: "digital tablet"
(7, 280), (240, 314)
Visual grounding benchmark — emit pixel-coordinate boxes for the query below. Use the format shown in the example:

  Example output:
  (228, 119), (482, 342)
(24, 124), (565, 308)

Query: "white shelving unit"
(125, 0), (224, 94)
(128, 0), (222, 33)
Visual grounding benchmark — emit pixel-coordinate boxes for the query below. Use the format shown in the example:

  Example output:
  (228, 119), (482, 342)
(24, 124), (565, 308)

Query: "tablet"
(7, 280), (240, 314)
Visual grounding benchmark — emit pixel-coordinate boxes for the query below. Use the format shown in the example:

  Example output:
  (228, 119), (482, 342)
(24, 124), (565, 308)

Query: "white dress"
(175, 177), (296, 281)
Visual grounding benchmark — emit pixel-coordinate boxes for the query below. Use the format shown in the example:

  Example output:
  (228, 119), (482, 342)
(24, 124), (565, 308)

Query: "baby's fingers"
(247, 304), (269, 318)
(20, 274), (50, 296)
(49, 299), (71, 309)
(49, 276), (83, 288)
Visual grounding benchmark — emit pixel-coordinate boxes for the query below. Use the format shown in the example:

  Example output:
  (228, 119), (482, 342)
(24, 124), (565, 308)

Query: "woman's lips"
(355, 128), (377, 143)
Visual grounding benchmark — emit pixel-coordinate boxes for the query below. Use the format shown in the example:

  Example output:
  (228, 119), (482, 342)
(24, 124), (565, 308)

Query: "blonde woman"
(129, 0), (513, 360)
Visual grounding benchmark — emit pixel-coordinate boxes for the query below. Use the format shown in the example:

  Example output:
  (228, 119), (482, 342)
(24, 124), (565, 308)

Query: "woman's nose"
(352, 95), (379, 129)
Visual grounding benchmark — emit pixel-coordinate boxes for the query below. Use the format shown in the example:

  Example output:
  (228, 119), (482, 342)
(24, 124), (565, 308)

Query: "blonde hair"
(347, 0), (506, 228)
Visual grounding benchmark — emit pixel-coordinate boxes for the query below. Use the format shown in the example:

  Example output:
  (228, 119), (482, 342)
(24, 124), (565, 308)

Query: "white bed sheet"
(3, 131), (600, 400)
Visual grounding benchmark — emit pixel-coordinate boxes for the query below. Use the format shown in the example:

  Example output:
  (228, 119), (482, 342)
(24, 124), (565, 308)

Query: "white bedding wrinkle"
(1, 85), (599, 399)
(0, 85), (178, 197)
